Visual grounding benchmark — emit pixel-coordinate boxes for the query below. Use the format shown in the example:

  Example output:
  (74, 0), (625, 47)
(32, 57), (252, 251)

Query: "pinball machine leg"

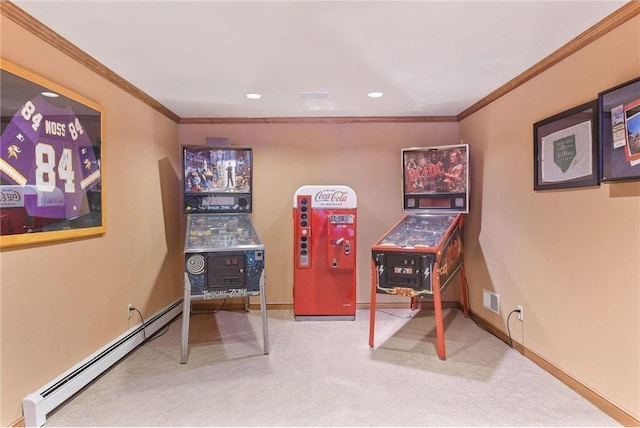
(460, 263), (469, 317)
(180, 273), (191, 364)
(432, 263), (446, 360)
(259, 281), (270, 355)
(369, 259), (377, 348)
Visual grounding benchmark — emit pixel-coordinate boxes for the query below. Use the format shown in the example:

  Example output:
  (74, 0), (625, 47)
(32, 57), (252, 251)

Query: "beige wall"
(459, 16), (640, 420)
(178, 122), (461, 305)
(0, 17), (184, 425)
(2, 5), (640, 427)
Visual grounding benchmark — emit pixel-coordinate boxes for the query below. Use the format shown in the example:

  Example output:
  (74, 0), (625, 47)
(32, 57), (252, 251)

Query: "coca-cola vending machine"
(293, 185), (357, 320)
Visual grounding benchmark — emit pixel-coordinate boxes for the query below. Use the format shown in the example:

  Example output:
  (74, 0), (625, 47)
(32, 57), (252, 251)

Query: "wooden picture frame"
(533, 100), (599, 191)
(598, 76), (640, 183)
(0, 59), (104, 248)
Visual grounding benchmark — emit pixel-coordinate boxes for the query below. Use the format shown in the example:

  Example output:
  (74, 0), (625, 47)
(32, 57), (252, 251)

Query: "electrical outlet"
(127, 304), (133, 319)
(517, 305), (523, 321)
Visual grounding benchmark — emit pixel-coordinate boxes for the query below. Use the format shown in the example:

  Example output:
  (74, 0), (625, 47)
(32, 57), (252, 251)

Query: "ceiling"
(12, 1), (629, 119)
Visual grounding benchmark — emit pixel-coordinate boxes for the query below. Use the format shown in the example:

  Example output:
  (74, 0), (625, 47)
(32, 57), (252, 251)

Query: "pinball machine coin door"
(293, 185), (357, 321)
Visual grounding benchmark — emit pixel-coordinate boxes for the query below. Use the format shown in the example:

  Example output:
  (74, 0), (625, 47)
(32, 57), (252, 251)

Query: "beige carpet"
(44, 308), (620, 427)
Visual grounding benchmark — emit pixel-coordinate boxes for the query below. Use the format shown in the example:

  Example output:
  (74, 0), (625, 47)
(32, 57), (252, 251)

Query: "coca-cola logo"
(314, 190), (348, 203)
(0, 188), (22, 202)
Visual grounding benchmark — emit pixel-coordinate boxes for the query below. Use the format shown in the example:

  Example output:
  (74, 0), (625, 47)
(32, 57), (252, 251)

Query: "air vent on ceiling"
(299, 91), (330, 99)
(205, 137), (230, 146)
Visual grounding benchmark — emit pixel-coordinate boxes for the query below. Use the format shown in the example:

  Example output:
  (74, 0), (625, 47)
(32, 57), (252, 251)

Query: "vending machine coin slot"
(296, 195), (312, 268)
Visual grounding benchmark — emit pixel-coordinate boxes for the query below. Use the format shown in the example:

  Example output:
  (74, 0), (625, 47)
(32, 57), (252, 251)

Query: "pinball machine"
(369, 143), (469, 360)
(180, 145), (268, 363)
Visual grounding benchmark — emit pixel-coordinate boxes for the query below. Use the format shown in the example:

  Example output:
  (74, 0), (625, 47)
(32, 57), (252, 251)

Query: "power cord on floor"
(376, 309), (415, 319)
(129, 298), (227, 346)
(191, 298), (227, 315)
(506, 308), (521, 348)
(129, 307), (148, 341)
(129, 307), (171, 343)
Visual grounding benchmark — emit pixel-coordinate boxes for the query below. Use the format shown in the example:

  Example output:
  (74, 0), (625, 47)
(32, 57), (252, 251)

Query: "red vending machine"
(293, 185), (357, 320)
(369, 144), (470, 360)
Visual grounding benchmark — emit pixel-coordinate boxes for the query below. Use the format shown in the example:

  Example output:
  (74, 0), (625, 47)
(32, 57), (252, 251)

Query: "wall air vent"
(482, 289), (500, 314)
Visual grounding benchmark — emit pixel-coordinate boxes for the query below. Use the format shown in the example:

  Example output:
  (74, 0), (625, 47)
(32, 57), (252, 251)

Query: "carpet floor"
(44, 308), (620, 427)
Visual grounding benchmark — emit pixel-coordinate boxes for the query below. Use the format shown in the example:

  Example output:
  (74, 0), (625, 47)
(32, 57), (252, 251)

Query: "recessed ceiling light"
(246, 93), (262, 100)
(41, 91), (59, 98)
(368, 91), (383, 98)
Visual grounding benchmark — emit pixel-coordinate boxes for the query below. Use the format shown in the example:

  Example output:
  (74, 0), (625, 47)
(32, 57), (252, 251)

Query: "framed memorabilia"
(533, 100), (599, 191)
(0, 59), (104, 248)
(598, 76), (640, 182)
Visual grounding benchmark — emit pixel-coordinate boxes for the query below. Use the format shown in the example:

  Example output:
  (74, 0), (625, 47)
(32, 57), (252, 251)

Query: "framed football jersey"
(1, 60), (104, 248)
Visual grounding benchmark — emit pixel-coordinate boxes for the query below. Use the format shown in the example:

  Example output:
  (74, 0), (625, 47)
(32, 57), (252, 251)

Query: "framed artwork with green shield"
(533, 100), (599, 191)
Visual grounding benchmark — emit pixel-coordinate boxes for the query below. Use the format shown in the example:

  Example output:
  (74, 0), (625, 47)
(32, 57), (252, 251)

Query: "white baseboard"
(22, 299), (182, 427)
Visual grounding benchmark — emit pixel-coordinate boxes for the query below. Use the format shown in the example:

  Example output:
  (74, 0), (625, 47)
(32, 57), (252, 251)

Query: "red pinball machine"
(369, 143), (470, 360)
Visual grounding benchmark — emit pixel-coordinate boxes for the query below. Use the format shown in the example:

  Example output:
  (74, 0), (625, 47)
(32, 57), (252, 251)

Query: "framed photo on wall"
(598, 76), (640, 183)
(0, 59), (104, 248)
(533, 100), (599, 191)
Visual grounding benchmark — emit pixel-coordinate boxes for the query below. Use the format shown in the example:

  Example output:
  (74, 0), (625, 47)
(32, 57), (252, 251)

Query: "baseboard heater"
(22, 298), (183, 427)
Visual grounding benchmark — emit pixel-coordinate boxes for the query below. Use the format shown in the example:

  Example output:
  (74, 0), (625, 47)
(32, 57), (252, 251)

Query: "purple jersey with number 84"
(0, 95), (100, 219)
